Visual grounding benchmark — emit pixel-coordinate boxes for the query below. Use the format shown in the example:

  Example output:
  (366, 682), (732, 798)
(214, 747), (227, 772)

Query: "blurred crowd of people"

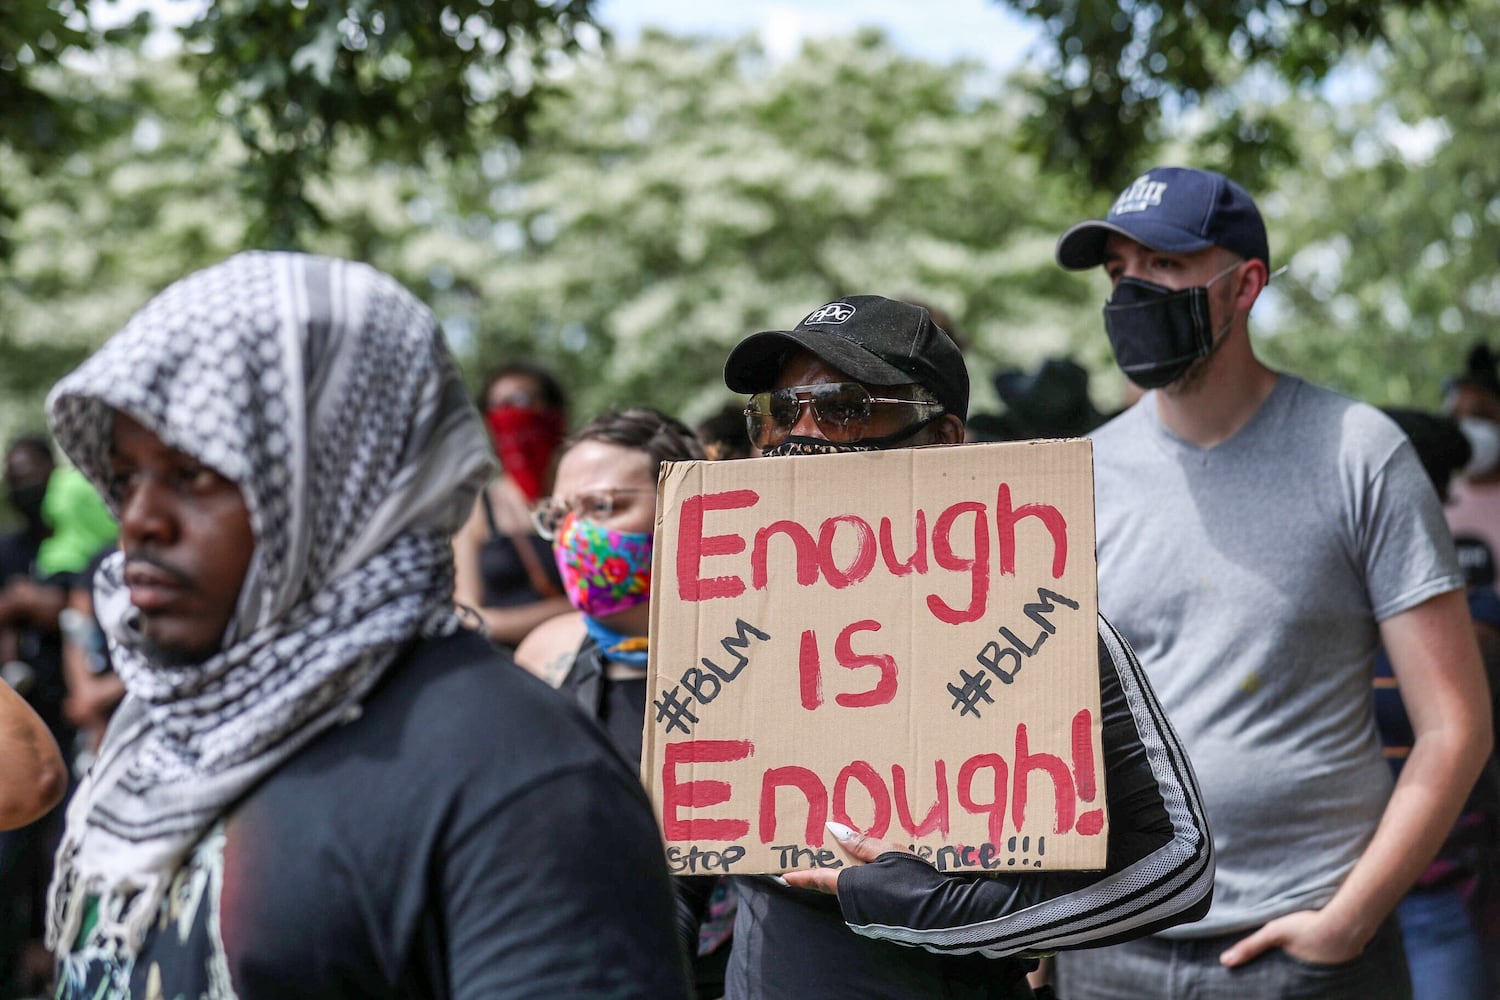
(0, 165), (1497, 999)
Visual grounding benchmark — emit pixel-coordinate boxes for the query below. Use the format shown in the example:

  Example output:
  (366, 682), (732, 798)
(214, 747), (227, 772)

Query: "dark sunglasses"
(744, 382), (944, 450)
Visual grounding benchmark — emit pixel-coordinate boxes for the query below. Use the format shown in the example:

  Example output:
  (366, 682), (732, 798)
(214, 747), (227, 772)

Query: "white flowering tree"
(450, 29), (1108, 424)
(1252, 0), (1500, 406)
(10, 16), (1496, 455)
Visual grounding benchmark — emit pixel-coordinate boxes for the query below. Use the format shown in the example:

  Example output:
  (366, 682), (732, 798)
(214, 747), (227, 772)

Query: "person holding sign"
(1050, 168), (1493, 999)
(42, 252), (690, 1000)
(710, 295), (1214, 1000)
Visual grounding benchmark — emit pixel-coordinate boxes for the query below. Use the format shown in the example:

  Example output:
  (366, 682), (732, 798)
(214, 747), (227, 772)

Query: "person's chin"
(594, 604), (651, 637)
(1161, 357), (1213, 397)
(138, 622), (222, 667)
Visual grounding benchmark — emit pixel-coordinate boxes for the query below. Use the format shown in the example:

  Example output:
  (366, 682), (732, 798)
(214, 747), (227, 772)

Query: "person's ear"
(932, 414), (966, 445)
(1232, 258), (1268, 313)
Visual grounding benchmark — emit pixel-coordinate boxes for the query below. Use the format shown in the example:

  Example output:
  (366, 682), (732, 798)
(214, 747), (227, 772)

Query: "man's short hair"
(1056, 166), (1269, 273)
(1447, 344), (1500, 401)
(5, 434), (54, 468)
(723, 295), (969, 420)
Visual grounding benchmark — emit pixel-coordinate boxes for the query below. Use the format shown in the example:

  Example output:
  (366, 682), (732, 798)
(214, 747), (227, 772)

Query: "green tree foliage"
(0, 0), (600, 259)
(0, 50), (508, 444)
(0, 29), (1115, 441)
(0, 0), (602, 440)
(996, 0), (1461, 193)
(1256, 0), (1500, 406)
(0, 0), (148, 260)
(9, 9), (1497, 446)
(0, 58), (251, 439)
(183, 0), (599, 247)
(455, 29), (1108, 423)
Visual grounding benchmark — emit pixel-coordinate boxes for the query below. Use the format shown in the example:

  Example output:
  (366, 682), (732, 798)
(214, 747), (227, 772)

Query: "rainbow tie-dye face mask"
(552, 512), (654, 618)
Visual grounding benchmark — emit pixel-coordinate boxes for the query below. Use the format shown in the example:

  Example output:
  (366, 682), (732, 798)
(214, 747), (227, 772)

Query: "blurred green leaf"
(995, 0), (1463, 192)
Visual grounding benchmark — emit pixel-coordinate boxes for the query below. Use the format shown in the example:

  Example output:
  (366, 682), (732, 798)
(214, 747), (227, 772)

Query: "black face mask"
(760, 416), (944, 458)
(762, 437), (879, 458)
(1102, 263), (1238, 389)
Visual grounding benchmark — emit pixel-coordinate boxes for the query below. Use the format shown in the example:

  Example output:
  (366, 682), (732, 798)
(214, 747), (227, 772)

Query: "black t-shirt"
(0, 527), (37, 583)
(57, 629), (692, 1000)
(558, 636), (649, 770)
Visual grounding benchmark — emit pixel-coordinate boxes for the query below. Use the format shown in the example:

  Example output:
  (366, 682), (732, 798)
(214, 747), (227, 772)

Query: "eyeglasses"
(530, 488), (651, 540)
(487, 392), (542, 410)
(744, 382), (945, 450)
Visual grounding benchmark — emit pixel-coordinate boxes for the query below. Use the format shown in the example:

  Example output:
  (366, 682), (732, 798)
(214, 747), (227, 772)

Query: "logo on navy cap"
(804, 302), (855, 326)
(1110, 175), (1167, 217)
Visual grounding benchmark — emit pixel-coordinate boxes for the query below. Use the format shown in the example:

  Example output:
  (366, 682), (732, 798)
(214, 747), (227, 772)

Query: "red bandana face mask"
(485, 406), (565, 503)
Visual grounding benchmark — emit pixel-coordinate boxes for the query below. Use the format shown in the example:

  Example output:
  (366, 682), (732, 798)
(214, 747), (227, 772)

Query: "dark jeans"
(0, 811), (61, 999)
(1053, 916), (1410, 1000)
(1398, 888), (1491, 1000)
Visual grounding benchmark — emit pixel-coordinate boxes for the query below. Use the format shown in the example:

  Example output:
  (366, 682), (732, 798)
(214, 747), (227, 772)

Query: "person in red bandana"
(451, 362), (574, 649)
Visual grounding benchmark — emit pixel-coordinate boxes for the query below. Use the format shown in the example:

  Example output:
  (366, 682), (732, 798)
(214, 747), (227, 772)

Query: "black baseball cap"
(1446, 344), (1500, 399)
(724, 295), (969, 420)
(1056, 166), (1270, 272)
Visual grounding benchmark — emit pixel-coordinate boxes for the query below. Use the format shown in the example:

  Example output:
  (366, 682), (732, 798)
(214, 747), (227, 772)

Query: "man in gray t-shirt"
(1048, 167), (1492, 1000)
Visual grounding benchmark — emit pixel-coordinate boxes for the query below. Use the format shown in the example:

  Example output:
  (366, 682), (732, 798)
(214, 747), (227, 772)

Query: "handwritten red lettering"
(892, 761), (950, 837)
(798, 629), (823, 711)
(958, 753), (1009, 846)
(1072, 709), (1105, 836)
(833, 620), (898, 708)
(662, 739), (754, 841)
(676, 490), (758, 601)
(760, 765), (828, 844)
(752, 520), (819, 590)
(995, 484), (1068, 579)
(879, 510), (929, 576)
(663, 742), (1104, 849)
(818, 515), (877, 589)
(675, 485), (1071, 625)
(1013, 723), (1075, 834)
(927, 501), (990, 624)
(833, 761), (892, 838)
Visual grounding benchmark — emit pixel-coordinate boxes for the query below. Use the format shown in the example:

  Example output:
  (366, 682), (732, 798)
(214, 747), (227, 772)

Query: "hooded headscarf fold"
(44, 251), (495, 957)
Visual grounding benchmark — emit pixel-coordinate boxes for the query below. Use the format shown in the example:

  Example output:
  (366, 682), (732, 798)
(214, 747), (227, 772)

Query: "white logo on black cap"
(804, 302), (855, 326)
(1111, 176), (1167, 216)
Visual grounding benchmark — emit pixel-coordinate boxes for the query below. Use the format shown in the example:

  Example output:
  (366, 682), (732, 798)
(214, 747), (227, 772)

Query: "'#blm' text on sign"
(643, 439), (1105, 876)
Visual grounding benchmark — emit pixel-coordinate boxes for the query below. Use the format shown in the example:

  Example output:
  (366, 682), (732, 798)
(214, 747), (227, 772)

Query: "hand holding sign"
(780, 821), (917, 895)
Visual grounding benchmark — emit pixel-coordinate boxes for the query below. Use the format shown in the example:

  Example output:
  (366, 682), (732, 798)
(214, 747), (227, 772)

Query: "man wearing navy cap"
(1050, 167), (1492, 999)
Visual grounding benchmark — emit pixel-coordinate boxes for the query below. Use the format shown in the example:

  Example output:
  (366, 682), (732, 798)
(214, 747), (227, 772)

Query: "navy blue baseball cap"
(1056, 166), (1270, 272)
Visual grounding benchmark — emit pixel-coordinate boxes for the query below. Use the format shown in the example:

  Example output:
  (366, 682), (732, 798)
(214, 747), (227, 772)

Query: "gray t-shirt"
(1092, 374), (1462, 936)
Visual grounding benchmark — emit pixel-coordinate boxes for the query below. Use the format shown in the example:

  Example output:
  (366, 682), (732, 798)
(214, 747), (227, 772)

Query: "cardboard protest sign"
(642, 439), (1105, 877)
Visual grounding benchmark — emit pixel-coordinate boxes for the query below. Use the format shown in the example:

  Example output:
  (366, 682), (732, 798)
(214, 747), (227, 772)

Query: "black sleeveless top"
(477, 490), (564, 608)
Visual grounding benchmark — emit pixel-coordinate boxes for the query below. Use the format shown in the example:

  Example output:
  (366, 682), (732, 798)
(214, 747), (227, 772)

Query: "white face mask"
(1459, 418), (1500, 478)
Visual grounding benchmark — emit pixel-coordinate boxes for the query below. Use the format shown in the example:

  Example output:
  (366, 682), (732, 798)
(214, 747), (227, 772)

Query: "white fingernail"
(769, 875), (789, 887)
(827, 821), (856, 841)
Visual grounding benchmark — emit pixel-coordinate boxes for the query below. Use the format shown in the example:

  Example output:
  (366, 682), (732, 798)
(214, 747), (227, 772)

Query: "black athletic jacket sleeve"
(835, 613), (1214, 958)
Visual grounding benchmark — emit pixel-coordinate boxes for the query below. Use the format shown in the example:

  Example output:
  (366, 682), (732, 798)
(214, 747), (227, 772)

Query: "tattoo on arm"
(535, 652), (574, 688)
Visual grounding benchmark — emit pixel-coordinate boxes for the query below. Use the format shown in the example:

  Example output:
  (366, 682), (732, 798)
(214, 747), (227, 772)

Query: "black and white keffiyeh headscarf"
(44, 251), (495, 957)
